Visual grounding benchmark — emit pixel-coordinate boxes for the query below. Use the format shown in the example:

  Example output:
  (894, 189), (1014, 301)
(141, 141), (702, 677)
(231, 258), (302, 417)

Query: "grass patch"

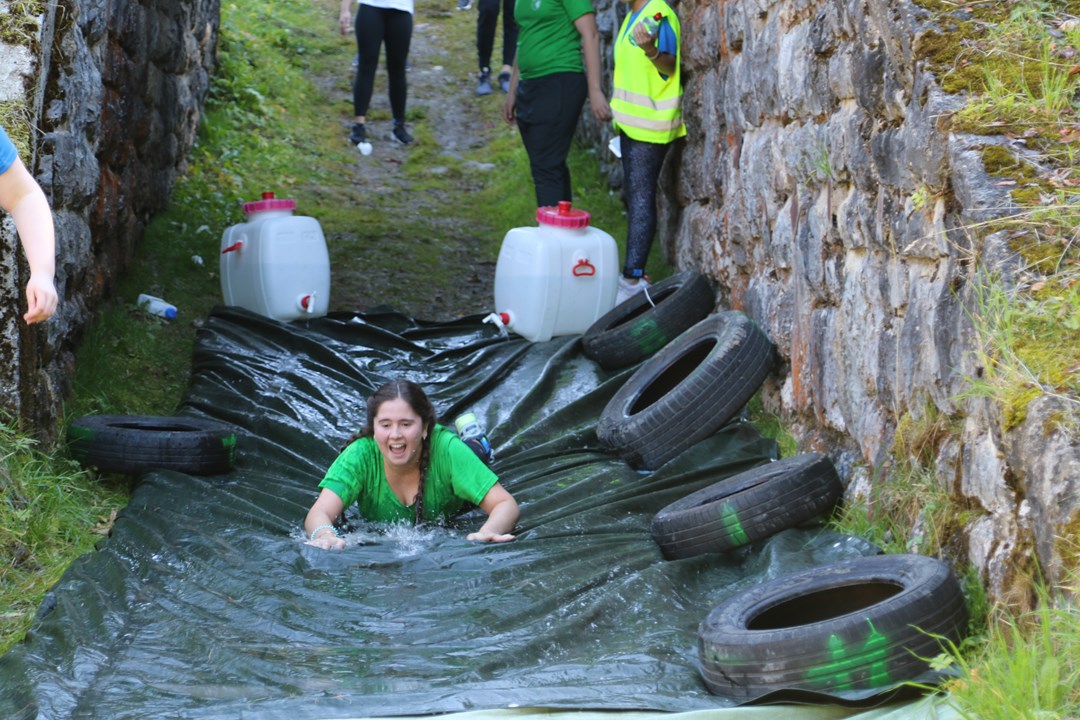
(959, 266), (1080, 431)
(0, 418), (128, 654)
(933, 586), (1080, 719)
(746, 393), (798, 458)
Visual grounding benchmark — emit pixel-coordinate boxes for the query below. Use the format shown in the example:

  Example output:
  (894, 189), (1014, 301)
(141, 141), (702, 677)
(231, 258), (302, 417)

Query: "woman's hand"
(338, 0), (352, 35)
(502, 62), (519, 125)
(502, 93), (516, 125)
(305, 488), (346, 550)
(467, 529), (516, 543)
(307, 531), (346, 550)
(24, 274), (58, 324)
(588, 89), (613, 123)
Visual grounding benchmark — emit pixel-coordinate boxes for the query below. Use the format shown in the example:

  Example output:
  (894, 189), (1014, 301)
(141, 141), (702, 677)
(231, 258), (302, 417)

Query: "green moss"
(1007, 185), (1043, 208)
(915, 28), (985, 96)
(981, 145), (1037, 180)
(0, 1), (45, 56)
(1009, 235), (1067, 273)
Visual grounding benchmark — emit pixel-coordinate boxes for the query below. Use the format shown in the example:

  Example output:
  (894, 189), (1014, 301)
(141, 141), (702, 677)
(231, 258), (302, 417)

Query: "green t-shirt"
(319, 425), (499, 525)
(514, 0), (596, 80)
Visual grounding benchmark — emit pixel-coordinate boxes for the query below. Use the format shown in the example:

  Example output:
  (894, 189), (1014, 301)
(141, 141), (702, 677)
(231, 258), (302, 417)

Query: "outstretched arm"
(468, 482), (519, 543)
(0, 156), (57, 324)
(305, 488), (347, 550)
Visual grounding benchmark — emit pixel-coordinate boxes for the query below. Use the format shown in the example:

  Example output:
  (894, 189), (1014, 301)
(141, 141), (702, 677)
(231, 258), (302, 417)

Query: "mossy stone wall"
(586, 0), (1078, 604)
(0, 0), (219, 437)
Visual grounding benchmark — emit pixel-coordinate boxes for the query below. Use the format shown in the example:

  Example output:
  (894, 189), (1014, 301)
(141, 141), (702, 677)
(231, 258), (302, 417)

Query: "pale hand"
(467, 530), (516, 543)
(307, 534), (346, 550)
(24, 275), (58, 324)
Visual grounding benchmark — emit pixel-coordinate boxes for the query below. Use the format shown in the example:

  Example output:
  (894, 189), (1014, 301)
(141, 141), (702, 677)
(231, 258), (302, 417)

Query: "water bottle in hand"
(630, 12), (664, 46)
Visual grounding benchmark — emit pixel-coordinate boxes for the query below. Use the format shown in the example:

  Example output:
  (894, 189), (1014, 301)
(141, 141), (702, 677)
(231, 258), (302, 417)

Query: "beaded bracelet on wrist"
(309, 524), (340, 541)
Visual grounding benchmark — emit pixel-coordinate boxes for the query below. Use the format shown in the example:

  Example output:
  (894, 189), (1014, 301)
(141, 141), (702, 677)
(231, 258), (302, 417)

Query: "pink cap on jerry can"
(242, 191), (297, 215)
(536, 200), (591, 229)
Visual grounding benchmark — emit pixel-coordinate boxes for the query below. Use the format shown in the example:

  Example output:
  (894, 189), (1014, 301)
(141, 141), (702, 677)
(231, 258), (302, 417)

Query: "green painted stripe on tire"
(719, 501), (749, 547)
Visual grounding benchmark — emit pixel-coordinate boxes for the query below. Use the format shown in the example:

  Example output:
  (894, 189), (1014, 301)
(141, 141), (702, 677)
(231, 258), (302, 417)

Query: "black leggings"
(353, 4), (413, 122)
(476, 0), (517, 72)
(620, 133), (670, 275)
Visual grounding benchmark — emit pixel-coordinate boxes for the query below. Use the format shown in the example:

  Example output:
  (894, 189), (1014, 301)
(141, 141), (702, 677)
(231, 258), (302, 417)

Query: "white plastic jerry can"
(492, 201), (619, 342)
(219, 192), (331, 321)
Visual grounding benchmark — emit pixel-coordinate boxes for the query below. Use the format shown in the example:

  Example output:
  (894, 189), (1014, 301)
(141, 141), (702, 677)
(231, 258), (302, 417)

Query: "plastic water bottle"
(630, 11), (664, 46)
(454, 412), (494, 464)
(137, 294), (177, 320)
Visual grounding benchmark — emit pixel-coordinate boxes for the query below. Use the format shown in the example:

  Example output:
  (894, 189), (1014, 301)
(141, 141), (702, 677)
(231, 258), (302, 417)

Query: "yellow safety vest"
(611, 0), (686, 144)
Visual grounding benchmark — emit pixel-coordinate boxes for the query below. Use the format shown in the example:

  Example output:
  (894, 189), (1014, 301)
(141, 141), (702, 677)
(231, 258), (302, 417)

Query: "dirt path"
(314, 1), (513, 322)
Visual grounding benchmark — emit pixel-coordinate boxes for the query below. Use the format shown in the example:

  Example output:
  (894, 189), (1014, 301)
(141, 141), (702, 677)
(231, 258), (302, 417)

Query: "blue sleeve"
(657, 19), (677, 57)
(0, 125), (17, 175)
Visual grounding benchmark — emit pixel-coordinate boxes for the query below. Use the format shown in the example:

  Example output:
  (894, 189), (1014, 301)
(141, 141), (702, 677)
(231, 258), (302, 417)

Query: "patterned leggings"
(620, 133), (671, 276)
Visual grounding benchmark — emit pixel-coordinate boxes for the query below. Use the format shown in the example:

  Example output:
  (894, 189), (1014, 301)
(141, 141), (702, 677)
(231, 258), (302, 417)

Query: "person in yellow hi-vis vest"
(610, 0), (685, 305)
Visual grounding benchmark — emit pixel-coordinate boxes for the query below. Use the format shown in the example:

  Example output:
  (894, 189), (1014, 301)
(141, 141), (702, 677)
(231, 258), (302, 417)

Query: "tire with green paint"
(582, 271), (715, 371)
(596, 311), (776, 470)
(697, 554), (968, 703)
(68, 415), (237, 475)
(650, 453), (842, 560)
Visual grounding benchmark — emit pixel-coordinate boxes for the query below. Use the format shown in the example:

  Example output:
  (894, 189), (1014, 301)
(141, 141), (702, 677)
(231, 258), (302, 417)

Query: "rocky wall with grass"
(590, 0), (1079, 604)
(0, 0), (218, 437)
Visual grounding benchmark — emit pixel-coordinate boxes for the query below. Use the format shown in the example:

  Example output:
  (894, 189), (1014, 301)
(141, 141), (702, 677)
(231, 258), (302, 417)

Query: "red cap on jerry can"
(536, 201), (590, 229)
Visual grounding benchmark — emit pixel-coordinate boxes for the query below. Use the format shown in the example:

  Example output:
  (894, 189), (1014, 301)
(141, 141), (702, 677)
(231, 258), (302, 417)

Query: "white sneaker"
(616, 276), (651, 306)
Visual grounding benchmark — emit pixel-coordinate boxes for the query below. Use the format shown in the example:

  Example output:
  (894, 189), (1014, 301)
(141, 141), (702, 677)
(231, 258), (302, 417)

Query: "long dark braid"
(348, 379), (436, 525)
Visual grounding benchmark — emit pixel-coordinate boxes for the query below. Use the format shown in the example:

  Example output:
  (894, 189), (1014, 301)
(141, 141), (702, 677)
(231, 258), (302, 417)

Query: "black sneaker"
(497, 70), (511, 93)
(476, 69), (493, 96)
(348, 123), (366, 145)
(391, 122), (413, 145)
(456, 0), (472, 9)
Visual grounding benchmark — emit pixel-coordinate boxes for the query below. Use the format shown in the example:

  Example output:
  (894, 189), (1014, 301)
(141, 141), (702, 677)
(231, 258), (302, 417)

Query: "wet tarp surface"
(1, 307), (923, 720)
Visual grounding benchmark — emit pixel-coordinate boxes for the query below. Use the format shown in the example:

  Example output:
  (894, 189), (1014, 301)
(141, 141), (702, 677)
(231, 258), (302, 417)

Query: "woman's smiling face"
(373, 397), (426, 469)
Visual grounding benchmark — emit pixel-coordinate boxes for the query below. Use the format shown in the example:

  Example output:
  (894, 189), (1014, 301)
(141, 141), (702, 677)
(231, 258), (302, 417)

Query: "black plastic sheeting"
(0, 307), (895, 720)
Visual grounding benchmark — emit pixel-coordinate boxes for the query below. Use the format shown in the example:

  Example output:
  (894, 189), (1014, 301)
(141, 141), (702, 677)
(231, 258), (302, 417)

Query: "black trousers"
(515, 72), (587, 208)
(476, 0), (518, 72)
(353, 5), (413, 122)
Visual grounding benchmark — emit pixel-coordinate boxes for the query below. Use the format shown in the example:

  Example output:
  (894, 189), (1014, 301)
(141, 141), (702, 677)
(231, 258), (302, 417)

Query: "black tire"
(596, 311), (776, 470)
(650, 453), (843, 559)
(67, 415), (237, 475)
(582, 271), (715, 371)
(698, 554), (969, 702)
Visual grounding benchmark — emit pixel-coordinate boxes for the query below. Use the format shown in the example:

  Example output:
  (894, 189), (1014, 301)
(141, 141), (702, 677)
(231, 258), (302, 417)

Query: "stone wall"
(590, 0), (1079, 603)
(0, 0), (218, 438)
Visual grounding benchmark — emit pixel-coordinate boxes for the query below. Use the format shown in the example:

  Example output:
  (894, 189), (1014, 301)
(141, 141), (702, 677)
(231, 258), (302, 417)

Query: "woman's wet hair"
(353, 379), (436, 525)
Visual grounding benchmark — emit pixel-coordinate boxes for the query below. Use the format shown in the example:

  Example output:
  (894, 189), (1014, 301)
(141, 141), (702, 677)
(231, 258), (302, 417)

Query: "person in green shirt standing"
(304, 380), (519, 549)
(502, 0), (612, 207)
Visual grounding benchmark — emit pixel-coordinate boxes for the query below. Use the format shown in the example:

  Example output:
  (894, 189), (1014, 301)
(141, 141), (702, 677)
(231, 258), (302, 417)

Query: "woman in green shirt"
(304, 380), (519, 549)
(501, 0), (612, 207)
